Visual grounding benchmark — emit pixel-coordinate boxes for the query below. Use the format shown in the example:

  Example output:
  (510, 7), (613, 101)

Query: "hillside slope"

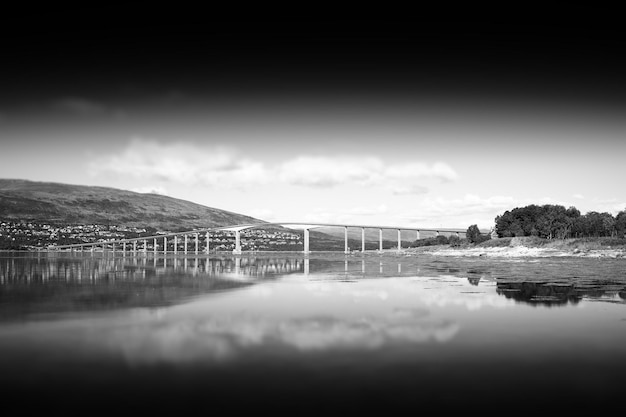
(0, 179), (263, 230)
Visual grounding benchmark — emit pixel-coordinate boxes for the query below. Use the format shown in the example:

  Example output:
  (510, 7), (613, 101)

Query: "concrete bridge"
(51, 222), (488, 255)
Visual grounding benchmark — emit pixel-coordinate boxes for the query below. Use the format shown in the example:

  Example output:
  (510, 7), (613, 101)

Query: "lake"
(1, 252), (625, 415)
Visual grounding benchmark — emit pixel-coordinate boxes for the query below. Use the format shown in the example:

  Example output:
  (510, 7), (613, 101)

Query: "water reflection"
(0, 254), (308, 282)
(1, 253), (626, 413)
(3, 254), (626, 316)
(0, 254), (306, 318)
(497, 280), (626, 306)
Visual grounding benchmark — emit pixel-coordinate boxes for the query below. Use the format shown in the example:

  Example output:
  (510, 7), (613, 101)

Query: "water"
(1, 252), (625, 415)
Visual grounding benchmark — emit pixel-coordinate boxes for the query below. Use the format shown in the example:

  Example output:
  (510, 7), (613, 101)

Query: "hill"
(0, 179), (263, 231)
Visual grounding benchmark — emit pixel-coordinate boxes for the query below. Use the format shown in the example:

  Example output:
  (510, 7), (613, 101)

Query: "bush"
(477, 237), (513, 247)
(412, 237), (448, 247)
(449, 234), (461, 247)
(466, 224), (481, 243)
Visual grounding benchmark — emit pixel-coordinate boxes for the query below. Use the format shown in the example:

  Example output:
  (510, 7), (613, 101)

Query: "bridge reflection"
(0, 254), (307, 283)
(2, 254), (624, 313)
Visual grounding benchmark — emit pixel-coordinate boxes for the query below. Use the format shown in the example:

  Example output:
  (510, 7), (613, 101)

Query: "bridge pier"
(50, 223), (474, 255)
(361, 227), (365, 253)
(303, 228), (310, 254)
(233, 230), (242, 254)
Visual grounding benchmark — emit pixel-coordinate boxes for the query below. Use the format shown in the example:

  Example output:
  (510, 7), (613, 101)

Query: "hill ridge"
(0, 178), (263, 230)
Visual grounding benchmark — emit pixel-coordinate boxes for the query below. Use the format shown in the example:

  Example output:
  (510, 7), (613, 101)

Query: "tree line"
(494, 204), (626, 239)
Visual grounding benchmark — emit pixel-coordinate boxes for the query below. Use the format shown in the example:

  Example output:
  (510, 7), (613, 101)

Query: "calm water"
(1, 252), (625, 415)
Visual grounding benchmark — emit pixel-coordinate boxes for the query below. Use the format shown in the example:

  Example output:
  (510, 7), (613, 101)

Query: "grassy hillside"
(0, 179), (263, 230)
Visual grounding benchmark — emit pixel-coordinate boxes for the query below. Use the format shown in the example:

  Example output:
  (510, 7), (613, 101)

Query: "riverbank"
(405, 237), (626, 258)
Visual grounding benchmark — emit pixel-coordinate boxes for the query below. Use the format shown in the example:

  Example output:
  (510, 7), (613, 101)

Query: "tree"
(496, 204), (582, 239)
(466, 224), (481, 243)
(616, 209), (626, 238)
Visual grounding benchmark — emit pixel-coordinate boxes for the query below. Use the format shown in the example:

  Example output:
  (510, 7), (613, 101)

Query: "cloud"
(89, 138), (270, 188)
(385, 162), (458, 182)
(277, 156), (457, 190)
(392, 185), (429, 195)
(278, 156), (384, 187)
(573, 194), (585, 199)
(131, 186), (168, 195)
(90, 139), (458, 193)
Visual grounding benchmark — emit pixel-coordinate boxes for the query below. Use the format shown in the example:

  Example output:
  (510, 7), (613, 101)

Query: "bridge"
(51, 222), (490, 254)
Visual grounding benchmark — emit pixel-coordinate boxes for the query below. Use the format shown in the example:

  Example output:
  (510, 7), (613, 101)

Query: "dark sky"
(2, 8), (625, 226)
(3, 8), (625, 109)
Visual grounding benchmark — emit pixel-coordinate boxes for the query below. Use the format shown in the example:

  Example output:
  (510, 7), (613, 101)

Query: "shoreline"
(2, 242), (626, 259)
(406, 246), (626, 258)
(404, 236), (626, 258)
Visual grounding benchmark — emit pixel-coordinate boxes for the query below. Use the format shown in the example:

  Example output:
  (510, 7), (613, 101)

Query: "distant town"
(0, 221), (303, 251)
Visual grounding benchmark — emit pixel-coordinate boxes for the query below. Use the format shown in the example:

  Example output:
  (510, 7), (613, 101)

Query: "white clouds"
(392, 185), (429, 195)
(131, 186), (168, 195)
(90, 138), (457, 193)
(385, 162), (458, 182)
(89, 138), (270, 188)
(573, 194), (585, 199)
(278, 156), (384, 187)
(278, 156), (457, 190)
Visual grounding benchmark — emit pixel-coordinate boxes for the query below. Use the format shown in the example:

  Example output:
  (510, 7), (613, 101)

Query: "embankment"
(405, 237), (626, 258)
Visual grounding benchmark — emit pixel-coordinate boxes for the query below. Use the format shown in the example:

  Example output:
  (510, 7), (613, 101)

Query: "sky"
(1, 11), (625, 230)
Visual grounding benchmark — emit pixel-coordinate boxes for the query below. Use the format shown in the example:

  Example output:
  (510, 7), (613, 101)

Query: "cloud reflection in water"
(104, 276), (506, 365)
(0, 275), (511, 367)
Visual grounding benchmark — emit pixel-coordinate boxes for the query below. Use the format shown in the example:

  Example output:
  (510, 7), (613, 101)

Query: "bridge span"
(51, 222), (488, 255)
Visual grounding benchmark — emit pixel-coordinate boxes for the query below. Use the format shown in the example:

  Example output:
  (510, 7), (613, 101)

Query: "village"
(0, 221), (303, 251)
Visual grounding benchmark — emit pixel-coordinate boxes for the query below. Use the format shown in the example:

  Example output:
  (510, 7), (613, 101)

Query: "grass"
(477, 236), (626, 251)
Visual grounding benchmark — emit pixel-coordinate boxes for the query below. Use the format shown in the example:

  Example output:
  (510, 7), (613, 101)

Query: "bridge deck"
(50, 222), (490, 251)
